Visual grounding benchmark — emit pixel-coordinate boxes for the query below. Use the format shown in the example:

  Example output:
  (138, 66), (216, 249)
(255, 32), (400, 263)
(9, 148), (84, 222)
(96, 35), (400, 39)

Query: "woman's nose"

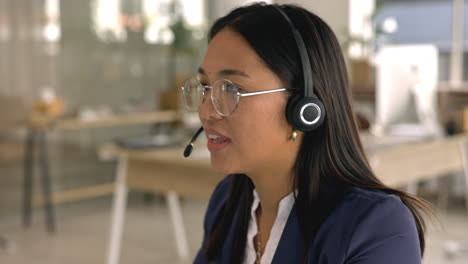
(198, 89), (223, 122)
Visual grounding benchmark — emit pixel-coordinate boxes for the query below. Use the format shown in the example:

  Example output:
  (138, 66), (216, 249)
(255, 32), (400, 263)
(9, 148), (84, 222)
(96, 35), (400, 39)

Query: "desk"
(366, 134), (467, 187)
(99, 144), (220, 264)
(23, 110), (179, 233)
(103, 133), (468, 264)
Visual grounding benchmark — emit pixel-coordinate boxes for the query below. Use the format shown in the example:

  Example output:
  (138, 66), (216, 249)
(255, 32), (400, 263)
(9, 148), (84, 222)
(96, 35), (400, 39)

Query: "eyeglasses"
(181, 76), (289, 116)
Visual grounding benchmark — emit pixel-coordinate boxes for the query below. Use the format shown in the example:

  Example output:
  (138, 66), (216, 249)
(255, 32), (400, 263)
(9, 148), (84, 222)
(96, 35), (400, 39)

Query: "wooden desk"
(23, 110), (179, 233)
(100, 144), (219, 199)
(367, 134), (467, 187)
(103, 133), (468, 264)
(100, 144), (220, 264)
(28, 111), (179, 130)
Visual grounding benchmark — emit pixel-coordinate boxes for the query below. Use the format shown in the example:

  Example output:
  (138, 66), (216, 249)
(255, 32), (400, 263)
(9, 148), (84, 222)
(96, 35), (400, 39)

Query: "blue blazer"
(194, 175), (421, 264)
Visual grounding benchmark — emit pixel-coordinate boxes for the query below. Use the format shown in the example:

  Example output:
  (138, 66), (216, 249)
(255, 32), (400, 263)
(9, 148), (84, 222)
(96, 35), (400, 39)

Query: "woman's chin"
(209, 156), (239, 175)
(210, 162), (232, 175)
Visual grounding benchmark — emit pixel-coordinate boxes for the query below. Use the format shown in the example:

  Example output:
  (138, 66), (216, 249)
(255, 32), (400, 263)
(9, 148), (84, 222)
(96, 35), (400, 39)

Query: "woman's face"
(198, 28), (301, 176)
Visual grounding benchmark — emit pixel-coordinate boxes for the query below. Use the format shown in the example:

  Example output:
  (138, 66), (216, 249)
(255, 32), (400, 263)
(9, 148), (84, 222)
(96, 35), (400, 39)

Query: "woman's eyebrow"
(219, 69), (250, 78)
(197, 67), (250, 78)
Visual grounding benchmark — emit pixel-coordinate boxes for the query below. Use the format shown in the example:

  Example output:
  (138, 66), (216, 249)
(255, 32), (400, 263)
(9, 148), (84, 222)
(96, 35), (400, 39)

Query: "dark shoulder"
(342, 187), (421, 262)
(344, 186), (402, 204)
(337, 186), (414, 222)
(203, 175), (233, 231)
(312, 186), (420, 262)
(317, 185), (416, 244)
(209, 174), (233, 203)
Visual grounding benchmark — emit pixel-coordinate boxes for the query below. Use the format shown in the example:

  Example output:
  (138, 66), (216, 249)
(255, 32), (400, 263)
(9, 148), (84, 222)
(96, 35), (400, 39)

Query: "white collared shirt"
(242, 189), (295, 264)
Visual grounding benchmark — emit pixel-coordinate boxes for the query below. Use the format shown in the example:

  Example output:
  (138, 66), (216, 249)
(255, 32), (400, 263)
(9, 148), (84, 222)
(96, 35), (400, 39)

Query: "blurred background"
(0, 0), (468, 263)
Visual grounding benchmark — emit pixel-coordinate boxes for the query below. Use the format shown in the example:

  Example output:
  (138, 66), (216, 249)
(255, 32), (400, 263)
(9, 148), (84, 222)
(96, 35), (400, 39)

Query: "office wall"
(0, 0), (205, 145)
(206, 0), (349, 43)
(276, 0), (349, 42)
(0, 0), (47, 104)
(206, 0), (273, 25)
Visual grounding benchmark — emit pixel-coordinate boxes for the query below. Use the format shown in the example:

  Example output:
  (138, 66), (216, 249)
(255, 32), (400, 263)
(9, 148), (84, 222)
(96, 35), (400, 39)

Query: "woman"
(182, 3), (430, 264)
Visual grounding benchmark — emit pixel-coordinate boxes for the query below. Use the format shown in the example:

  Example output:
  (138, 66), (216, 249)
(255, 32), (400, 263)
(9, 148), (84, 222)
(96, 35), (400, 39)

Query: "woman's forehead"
(200, 29), (266, 77)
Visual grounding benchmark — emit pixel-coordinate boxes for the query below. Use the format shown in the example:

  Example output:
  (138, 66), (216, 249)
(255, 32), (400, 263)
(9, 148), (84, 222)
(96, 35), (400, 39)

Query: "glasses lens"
(182, 77), (204, 111)
(212, 80), (239, 116)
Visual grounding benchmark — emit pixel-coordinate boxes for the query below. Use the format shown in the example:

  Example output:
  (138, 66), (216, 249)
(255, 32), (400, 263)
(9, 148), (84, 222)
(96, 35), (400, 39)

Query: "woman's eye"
(231, 83), (247, 92)
(224, 83), (239, 93)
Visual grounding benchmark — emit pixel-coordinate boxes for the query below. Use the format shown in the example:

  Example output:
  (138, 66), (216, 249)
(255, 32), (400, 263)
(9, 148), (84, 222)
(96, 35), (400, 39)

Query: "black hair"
(204, 2), (431, 263)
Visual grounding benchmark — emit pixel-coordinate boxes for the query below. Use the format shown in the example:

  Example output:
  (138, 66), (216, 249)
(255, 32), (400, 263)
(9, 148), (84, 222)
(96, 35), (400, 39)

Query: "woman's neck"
(248, 168), (293, 253)
(249, 168), (294, 220)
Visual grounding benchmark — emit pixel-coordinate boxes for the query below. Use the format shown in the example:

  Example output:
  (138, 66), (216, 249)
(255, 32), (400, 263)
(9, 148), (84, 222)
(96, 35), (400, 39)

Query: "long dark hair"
(204, 3), (431, 263)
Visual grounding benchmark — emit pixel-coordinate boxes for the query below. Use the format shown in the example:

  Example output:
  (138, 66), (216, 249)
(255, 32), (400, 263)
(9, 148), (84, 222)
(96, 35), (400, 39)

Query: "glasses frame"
(182, 78), (289, 116)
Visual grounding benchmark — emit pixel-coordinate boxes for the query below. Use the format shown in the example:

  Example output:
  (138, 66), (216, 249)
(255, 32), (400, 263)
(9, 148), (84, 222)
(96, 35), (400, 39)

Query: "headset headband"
(273, 6), (314, 98)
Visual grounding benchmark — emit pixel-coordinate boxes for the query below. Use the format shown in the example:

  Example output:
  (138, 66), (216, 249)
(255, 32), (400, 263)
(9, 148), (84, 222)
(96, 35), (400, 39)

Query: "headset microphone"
(183, 127), (204, 157)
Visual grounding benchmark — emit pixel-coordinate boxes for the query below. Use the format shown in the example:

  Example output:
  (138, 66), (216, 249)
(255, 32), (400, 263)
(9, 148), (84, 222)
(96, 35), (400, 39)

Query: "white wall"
(275, 0), (349, 42)
(206, 0), (273, 25)
(212, 0), (273, 19)
(206, 0), (348, 42)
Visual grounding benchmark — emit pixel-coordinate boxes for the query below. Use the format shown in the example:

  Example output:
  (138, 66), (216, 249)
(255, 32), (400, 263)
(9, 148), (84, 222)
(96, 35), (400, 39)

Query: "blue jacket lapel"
(271, 205), (304, 263)
(220, 209), (239, 263)
(217, 203), (304, 263)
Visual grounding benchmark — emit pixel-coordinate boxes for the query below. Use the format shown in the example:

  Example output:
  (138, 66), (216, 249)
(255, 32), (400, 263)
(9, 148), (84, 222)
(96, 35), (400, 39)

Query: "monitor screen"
(373, 45), (442, 138)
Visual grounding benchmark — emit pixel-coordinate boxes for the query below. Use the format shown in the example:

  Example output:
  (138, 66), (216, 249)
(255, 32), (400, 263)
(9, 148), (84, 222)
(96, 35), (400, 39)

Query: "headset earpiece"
(286, 94), (325, 132)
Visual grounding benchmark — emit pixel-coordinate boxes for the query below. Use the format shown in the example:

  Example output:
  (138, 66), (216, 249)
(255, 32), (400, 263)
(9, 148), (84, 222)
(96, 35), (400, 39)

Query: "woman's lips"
(205, 129), (231, 152)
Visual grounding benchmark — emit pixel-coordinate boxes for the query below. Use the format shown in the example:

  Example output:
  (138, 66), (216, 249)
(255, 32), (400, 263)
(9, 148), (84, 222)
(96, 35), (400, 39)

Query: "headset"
(273, 5), (326, 132)
(184, 5), (326, 157)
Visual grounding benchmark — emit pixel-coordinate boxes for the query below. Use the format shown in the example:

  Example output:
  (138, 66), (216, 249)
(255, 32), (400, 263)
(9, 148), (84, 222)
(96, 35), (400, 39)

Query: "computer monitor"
(373, 44), (443, 139)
